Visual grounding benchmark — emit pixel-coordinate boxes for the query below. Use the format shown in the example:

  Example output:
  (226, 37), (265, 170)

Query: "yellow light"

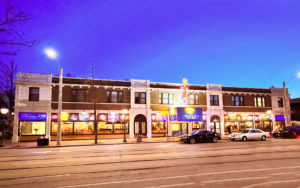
(122, 109), (128, 114)
(170, 108), (176, 115)
(100, 114), (106, 120)
(44, 48), (58, 59)
(297, 72), (300, 78)
(0, 108), (9, 115)
(61, 112), (69, 121)
(185, 107), (195, 114)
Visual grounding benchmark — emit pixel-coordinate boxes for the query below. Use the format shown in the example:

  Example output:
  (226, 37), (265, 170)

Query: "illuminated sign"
(19, 112), (47, 121)
(108, 113), (119, 122)
(70, 113), (79, 121)
(79, 113), (89, 121)
(169, 107), (202, 122)
(275, 115), (285, 121)
(61, 112), (69, 121)
(51, 113), (58, 120)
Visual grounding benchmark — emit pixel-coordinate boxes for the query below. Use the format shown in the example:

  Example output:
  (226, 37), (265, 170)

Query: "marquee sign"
(169, 107), (202, 122)
(19, 112), (47, 121)
(180, 78), (189, 105)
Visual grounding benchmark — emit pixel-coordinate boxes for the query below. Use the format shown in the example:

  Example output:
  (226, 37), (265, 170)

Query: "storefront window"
(74, 122), (94, 134)
(152, 122), (166, 134)
(51, 122), (73, 135)
(20, 121), (46, 135)
(98, 122), (113, 134)
(113, 123), (128, 134)
(192, 122), (205, 130)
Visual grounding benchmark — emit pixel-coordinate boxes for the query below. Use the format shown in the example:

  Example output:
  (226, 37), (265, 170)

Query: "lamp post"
(44, 48), (63, 146)
(266, 110), (272, 137)
(122, 110), (128, 143)
(0, 108), (9, 147)
(283, 72), (300, 127)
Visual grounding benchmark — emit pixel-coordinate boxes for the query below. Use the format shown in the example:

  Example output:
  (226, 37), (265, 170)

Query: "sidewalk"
(1, 137), (180, 149)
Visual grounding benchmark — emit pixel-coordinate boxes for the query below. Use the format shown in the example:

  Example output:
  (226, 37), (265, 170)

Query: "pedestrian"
(228, 125), (232, 135)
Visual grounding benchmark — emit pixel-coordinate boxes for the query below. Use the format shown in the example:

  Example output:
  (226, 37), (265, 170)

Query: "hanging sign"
(169, 107), (202, 122)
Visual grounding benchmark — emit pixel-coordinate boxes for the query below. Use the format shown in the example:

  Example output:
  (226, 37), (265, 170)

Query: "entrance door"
(211, 115), (221, 133)
(172, 123), (188, 136)
(134, 114), (147, 135)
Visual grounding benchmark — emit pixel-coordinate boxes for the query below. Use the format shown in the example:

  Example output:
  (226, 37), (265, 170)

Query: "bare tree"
(0, 61), (17, 130)
(0, 0), (38, 56)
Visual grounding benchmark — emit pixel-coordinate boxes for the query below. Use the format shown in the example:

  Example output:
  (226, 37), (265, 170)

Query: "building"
(291, 98), (300, 125)
(12, 72), (291, 142)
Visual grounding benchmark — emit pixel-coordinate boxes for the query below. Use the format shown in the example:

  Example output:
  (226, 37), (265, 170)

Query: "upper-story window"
(210, 95), (219, 106)
(71, 89), (87, 102)
(106, 91), (123, 103)
(29, 87), (39, 101)
(135, 92), (146, 104)
(188, 94), (199, 105)
(159, 93), (173, 104)
(232, 95), (244, 106)
(278, 97), (283, 107)
(254, 96), (265, 107)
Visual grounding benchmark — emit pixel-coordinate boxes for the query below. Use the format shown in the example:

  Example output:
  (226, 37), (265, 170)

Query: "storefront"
(224, 113), (273, 134)
(51, 112), (129, 139)
(151, 113), (167, 137)
(19, 112), (47, 138)
(275, 115), (285, 130)
(169, 107), (203, 136)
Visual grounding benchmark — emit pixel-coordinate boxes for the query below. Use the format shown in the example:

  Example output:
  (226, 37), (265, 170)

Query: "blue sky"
(1, 0), (300, 97)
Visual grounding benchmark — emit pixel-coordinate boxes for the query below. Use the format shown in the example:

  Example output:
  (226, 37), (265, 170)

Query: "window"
(51, 122), (73, 135)
(159, 93), (173, 104)
(278, 97), (283, 107)
(210, 95), (219, 106)
(72, 89), (87, 102)
(254, 96), (265, 107)
(152, 122), (166, 134)
(135, 92), (146, 104)
(20, 121), (45, 135)
(232, 95), (244, 106)
(188, 94), (199, 105)
(74, 122), (94, 134)
(29, 87), (39, 101)
(106, 91), (123, 103)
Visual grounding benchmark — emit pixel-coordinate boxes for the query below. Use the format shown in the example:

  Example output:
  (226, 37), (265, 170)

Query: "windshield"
(191, 130), (201, 135)
(242, 130), (249, 133)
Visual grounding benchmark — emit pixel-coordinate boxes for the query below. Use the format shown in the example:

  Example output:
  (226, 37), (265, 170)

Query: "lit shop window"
(152, 122), (166, 134)
(74, 122), (94, 134)
(210, 95), (219, 106)
(29, 87), (39, 101)
(232, 96), (244, 106)
(159, 93), (173, 104)
(172, 124), (180, 131)
(113, 123), (128, 134)
(98, 122), (113, 134)
(106, 91), (123, 103)
(135, 92), (146, 104)
(254, 96), (265, 107)
(192, 122), (205, 130)
(188, 94), (199, 105)
(51, 122), (73, 135)
(20, 121), (45, 135)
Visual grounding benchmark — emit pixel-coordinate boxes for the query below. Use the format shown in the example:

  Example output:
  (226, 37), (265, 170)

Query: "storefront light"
(61, 112), (69, 121)
(152, 115), (156, 121)
(170, 108), (176, 115)
(100, 114), (106, 121)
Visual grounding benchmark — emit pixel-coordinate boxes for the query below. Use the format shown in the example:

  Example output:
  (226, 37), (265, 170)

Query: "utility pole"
(91, 63), (98, 144)
(57, 67), (63, 145)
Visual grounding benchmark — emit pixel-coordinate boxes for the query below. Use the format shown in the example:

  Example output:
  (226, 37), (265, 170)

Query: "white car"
(229, 129), (269, 141)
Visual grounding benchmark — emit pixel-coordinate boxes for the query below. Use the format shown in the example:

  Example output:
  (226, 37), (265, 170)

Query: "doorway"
(210, 115), (221, 133)
(134, 114), (147, 135)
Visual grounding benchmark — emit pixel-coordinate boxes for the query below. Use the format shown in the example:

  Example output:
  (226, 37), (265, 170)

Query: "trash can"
(37, 136), (49, 146)
(137, 134), (142, 142)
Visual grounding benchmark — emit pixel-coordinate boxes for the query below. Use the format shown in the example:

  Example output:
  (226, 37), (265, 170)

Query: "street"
(1, 139), (300, 188)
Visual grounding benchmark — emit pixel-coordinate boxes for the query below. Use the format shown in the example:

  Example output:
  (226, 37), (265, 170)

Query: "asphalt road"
(1, 139), (300, 188)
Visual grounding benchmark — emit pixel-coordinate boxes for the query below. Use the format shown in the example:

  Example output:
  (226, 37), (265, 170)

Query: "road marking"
(31, 151), (52, 154)
(242, 179), (300, 188)
(57, 165), (300, 188)
(202, 177), (268, 184)
(144, 182), (195, 188)
(270, 172), (294, 176)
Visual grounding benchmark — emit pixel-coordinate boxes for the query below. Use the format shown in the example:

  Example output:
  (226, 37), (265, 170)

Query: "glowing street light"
(44, 47), (63, 146)
(122, 110), (129, 143)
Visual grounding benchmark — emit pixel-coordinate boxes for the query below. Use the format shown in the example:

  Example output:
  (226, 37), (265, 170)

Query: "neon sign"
(169, 107), (202, 122)
(19, 112), (47, 121)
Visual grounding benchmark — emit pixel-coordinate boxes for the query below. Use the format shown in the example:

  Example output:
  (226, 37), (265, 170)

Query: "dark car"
(273, 126), (300, 138)
(180, 130), (221, 144)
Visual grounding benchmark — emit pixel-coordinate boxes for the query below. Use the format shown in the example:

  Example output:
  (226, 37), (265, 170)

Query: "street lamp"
(44, 48), (63, 146)
(283, 72), (300, 127)
(0, 108), (9, 147)
(266, 110), (272, 137)
(122, 109), (128, 143)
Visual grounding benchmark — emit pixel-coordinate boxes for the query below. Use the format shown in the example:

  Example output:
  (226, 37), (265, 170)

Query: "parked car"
(229, 129), (269, 141)
(273, 126), (300, 138)
(180, 130), (221, 144)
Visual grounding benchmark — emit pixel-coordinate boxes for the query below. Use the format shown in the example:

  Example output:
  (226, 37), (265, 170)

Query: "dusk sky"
(1, 0), (300, 98)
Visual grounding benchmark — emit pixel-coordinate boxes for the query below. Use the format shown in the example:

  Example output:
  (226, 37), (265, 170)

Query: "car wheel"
(189, 138), (196, 144)
(261, 135), (266, 141)
(212, 137), (218, 143)
(242, 136), (247, 142)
